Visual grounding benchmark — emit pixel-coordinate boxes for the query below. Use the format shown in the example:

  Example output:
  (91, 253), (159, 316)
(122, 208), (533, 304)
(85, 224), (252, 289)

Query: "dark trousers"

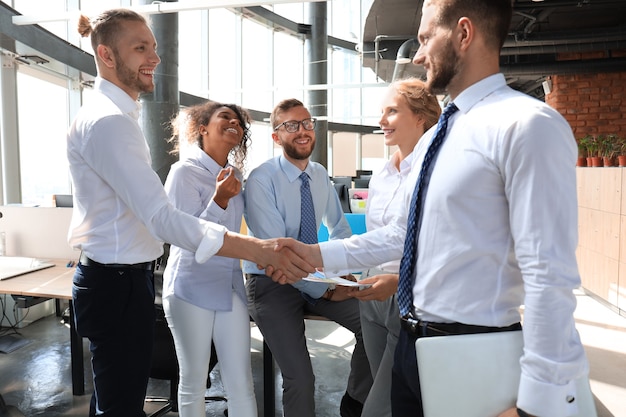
(391, 319), (522, 417)
(72, 264), (156, 417)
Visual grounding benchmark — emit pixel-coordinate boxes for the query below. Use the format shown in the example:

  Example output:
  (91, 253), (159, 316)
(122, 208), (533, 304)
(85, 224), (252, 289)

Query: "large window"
(16, 69), (71, 206)
(1, 0), (390, 204)
(207, 8), (240, 104)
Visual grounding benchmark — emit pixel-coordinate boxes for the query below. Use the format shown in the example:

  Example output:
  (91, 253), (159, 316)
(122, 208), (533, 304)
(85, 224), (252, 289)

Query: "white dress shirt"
(67, 77), (226, 264)
(365, 151), (415, 273)
(320, 74), (588, 416)
(243, 154), (352, 299)
(162, 146), (246, 311)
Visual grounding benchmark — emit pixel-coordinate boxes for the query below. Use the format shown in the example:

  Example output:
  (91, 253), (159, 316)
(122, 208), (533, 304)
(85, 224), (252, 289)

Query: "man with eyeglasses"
(243, 98), (372, 417)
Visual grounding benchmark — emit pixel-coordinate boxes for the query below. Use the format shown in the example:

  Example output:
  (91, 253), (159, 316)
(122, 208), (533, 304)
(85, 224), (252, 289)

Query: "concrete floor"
(0, 289), (624, 417)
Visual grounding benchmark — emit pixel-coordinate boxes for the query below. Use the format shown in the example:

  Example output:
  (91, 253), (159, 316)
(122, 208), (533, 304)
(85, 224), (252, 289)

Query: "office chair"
(333, 183), (352, 213)
(331, 176), (352, 189)
(353, 177), (370, 188)
(146, 256), (227, 417)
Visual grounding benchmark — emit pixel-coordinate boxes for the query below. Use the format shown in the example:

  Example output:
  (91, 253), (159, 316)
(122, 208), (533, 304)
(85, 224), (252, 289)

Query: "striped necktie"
(397, 103), (459, 317)
(299, 172), (318, 244)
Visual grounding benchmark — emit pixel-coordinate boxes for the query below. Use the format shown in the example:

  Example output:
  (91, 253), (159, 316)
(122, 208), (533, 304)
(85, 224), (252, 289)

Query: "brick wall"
(545, 51), (626, 140)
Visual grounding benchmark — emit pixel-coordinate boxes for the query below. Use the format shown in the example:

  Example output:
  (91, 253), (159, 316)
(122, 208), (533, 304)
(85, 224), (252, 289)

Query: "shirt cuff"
(292, 279), (329, 299)
(517, 373), (579, 417)
(194, 222), (227, 263)
(206, 199), (226, 221)
(319, 239), (350, 276)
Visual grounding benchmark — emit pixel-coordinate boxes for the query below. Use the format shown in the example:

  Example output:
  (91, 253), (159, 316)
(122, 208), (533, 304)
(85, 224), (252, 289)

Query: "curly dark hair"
(169, 101), (252, 173)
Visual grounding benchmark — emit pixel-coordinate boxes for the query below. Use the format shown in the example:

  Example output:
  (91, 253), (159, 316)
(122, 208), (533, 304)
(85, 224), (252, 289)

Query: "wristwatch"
(323, 284), (336, 301)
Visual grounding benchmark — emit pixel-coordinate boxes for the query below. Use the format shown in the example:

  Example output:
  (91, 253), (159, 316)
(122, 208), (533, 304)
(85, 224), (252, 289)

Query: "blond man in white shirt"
(68, 9), (311, 417)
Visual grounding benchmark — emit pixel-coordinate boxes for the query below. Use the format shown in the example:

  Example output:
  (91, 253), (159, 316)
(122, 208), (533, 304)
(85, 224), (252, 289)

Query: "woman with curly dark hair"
(162, 101), (257, 417)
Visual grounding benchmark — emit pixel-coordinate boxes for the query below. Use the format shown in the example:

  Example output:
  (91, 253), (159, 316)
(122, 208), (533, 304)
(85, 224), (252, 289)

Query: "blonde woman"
(348, 78), (440, 417)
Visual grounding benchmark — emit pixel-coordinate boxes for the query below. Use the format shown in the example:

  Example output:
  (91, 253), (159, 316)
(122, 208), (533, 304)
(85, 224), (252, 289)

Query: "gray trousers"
(359, 268), (401, 417)
(246, 274), (373, 417)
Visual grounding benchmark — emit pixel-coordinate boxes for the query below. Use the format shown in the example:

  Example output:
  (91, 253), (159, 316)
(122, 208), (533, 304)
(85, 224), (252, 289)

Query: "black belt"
(400, 315), (522, 337)
(79, 253), (155, 271)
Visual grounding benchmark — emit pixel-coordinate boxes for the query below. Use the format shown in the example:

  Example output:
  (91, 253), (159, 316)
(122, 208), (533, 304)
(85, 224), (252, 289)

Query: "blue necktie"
(299, 172), (318, 244)
(397, 103), (459, 317)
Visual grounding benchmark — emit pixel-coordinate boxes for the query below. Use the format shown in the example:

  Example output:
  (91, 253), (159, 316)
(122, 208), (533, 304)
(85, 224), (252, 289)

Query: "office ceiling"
(361, 0), (626, 99)
(2, 1), (625, 102)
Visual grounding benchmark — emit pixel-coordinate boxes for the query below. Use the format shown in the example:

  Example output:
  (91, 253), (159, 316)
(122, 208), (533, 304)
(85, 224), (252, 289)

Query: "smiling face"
(100, 20), (161, 99)
(203, 106), (245, 151)
(379, 87), (425, 151)
(272, 105), (316, 169)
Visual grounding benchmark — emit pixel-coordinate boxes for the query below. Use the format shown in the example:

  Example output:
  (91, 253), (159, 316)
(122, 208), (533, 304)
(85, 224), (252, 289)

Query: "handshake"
(218, 232), (323, 285)
(256, 237), (322, 284)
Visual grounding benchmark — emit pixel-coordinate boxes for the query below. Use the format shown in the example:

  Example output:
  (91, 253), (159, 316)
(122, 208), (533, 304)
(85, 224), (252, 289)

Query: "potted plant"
(576, 135), (590, 167)
(599, 134), (618, 167)
(613, 135), (626, 167)
(585, 135), (602, 167)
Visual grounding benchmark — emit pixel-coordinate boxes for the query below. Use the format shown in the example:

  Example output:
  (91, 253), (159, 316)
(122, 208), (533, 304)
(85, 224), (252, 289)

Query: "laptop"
(0, 256), (55, 281)
(415, 331), (597, 417)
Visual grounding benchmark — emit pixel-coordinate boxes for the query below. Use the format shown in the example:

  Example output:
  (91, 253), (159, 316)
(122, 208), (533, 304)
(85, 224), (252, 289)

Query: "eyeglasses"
(274, 118), (317, 133)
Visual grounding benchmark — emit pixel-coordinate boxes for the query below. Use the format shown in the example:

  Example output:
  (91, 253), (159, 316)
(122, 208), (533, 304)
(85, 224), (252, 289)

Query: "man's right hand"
(272, 238), (324, 267)
(258, 238), (316, 284)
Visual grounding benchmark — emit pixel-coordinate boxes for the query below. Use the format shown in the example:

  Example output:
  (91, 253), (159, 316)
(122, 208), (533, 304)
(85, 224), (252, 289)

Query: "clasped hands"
(257, 238), (322, 284)
(260, 239), (398, 303)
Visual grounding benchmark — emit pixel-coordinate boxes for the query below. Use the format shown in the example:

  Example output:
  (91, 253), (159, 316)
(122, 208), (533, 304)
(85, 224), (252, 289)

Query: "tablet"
(415, 331), (597, 417)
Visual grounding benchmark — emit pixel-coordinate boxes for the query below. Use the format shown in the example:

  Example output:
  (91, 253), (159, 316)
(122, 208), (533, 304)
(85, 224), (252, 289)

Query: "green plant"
(583, 135), (600, 158)
(577, 135), (592, 159)
(612, 135), (626, 156)
(598, 135), (614, 158)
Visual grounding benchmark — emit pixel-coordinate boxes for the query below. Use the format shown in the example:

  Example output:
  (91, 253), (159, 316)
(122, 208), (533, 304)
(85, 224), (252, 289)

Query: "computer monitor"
(353, 177), (370, 189)
(53, 194), (73, 207)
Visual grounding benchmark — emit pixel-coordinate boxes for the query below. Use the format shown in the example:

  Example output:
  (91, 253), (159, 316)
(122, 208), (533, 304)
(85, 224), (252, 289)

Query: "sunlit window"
(1, 0), (389, 205)
(16, 71), (70, 206)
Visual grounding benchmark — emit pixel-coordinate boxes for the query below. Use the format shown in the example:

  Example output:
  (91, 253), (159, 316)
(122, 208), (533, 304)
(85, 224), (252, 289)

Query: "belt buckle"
(408, 317), (420, 334)
(402, 315), (421, 334)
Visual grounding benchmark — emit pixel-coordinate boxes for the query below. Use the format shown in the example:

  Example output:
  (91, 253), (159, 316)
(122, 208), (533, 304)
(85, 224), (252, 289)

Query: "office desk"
(0, 260), (85, 395)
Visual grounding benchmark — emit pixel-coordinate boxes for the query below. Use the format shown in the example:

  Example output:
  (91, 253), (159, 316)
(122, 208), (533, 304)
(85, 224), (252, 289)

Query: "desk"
(0, 260), (84, 396)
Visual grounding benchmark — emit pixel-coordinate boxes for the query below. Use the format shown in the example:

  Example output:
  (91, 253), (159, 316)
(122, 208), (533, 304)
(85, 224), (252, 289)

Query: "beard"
(113, 49), (154, 94)
(282, 135), (315, 161)
(426, 38), (460, 95)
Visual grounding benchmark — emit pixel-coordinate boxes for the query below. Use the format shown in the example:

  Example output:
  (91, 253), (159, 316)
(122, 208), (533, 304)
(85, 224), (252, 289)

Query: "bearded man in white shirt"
(275, 1), (590, 417)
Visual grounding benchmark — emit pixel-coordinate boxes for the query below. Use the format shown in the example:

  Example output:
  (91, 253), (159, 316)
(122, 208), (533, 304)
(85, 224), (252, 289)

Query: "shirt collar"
(278, 154), (312, 183)
(453, 73), (506, 115)
(94, 77), (142, 120)
(189, 145), (226, 175)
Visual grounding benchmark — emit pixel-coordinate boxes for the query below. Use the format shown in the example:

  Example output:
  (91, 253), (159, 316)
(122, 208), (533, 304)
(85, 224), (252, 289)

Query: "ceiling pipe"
(373, 35), (413, 81)
(506, 26), (626, 46)
(392, 38), (419, 81)
(501, 57), (626, 76)
(501, 39), (626, 56)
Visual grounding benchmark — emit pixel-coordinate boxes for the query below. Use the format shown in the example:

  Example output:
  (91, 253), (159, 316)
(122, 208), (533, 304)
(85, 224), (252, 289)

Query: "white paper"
(303, 270), (372, 288)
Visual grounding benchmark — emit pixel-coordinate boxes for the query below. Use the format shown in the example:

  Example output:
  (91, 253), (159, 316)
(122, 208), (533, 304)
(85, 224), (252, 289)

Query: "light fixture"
(542, 78), (552, 95)
(20, 55), (49, 64)
(12, 0), (327, 25)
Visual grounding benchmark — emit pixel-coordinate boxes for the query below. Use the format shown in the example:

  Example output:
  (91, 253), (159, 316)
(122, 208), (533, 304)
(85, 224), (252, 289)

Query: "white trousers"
(163, 293), (257, 417)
